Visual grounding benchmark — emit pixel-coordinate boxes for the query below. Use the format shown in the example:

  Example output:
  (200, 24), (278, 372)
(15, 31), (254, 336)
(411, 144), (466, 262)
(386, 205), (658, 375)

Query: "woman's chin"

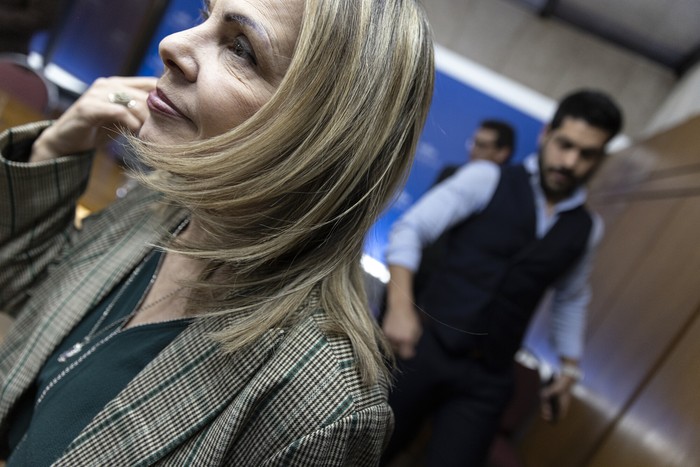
(137, 120), (158, 143)
(139, 119), (195, 145)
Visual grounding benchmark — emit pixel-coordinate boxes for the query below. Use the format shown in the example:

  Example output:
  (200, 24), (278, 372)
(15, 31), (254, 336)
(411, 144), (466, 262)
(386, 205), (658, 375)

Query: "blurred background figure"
(467, 120), (515, 165)
(434, 119), (516, 186)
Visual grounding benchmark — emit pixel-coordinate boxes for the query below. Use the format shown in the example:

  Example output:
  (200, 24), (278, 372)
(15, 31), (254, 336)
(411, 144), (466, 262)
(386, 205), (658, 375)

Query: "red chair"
(0, 53), (58, 115)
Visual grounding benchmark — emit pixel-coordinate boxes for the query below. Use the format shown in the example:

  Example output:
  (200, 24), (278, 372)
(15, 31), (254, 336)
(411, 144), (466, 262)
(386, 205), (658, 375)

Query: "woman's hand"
(30, 76), (157, 163)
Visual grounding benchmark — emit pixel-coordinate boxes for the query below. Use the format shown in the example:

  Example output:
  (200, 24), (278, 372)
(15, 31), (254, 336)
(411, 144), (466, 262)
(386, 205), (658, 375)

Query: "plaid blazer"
(0, 123), (392, 465)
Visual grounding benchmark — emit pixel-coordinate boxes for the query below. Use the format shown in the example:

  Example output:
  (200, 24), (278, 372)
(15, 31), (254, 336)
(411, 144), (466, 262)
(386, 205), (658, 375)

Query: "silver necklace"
(39, 218), (191, 407)
(56, 217), (189, 363)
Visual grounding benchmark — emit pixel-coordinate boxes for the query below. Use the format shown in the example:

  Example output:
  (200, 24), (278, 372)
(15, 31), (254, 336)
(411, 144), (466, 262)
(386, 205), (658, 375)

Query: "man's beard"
(537, 149), (592, 201)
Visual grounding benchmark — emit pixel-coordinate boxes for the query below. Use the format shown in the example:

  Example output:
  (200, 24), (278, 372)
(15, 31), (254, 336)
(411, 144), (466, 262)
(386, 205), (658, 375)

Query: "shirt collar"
(522, 153), (588, 212)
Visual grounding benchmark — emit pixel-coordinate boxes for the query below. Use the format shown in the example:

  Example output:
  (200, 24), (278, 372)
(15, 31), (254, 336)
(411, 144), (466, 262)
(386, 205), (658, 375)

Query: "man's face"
(538, 117), (610, 202)
(468, 128), (510, 165)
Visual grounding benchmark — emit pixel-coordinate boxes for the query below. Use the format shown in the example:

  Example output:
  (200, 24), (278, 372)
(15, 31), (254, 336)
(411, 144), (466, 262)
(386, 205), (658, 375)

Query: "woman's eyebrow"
(222, 13), (272, 53)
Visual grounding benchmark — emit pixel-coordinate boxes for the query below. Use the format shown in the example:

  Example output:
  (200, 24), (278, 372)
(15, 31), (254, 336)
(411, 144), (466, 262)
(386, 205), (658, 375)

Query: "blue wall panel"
(137, 0), (202, 77)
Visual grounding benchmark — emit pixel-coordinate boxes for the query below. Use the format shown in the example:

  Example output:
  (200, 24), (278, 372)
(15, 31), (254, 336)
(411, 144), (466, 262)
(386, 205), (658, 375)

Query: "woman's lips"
(147, 89), (188, 119)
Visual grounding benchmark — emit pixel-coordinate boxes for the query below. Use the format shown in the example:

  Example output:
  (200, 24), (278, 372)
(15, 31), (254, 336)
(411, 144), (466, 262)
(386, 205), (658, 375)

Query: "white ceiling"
(510, 0), (700, 75)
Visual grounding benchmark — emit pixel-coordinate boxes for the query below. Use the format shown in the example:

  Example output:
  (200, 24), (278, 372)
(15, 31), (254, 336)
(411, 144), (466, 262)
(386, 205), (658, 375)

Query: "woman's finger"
(111, 76), (158, 91)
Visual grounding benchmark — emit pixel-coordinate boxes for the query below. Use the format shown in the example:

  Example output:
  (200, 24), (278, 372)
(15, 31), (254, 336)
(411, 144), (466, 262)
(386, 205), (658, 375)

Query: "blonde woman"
(0, 0), (434, 464)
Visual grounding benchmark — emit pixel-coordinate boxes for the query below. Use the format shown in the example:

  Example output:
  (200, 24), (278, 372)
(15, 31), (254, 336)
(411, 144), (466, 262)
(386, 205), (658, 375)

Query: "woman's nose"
(158, 28), (199, 82)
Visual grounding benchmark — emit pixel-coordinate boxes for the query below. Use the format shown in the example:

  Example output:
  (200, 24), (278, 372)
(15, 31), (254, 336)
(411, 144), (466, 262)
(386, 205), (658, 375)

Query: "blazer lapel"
(56, 314), (285, 465)
(0, 190), (185, 420)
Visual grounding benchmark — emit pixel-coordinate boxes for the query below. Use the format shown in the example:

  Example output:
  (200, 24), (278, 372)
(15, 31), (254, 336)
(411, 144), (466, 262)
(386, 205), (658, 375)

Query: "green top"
(7, 250), (191, 466)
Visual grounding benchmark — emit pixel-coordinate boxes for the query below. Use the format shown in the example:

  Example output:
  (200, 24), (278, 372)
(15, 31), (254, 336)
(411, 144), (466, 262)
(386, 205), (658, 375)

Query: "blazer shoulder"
(312, 308), (389, 409)
(132, 301), (390, 465)
(263, 307), (388, 417)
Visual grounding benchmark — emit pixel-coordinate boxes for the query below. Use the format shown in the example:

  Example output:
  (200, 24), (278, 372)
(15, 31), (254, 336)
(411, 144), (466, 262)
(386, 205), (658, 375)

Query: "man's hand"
(382, 301), (422, 360)
(540, 373), (577, 422)
(383, 265), (422, 360)
(30, 76), (157, 162)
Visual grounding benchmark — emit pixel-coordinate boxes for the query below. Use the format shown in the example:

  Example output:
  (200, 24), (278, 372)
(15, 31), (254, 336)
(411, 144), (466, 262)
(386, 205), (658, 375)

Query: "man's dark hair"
(551, 90), (623, 140)
(480, 119), (516, 152)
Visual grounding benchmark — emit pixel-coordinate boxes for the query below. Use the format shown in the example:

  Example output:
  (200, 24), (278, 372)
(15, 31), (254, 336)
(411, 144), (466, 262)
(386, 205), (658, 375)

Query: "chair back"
(0, 53), (58, 115)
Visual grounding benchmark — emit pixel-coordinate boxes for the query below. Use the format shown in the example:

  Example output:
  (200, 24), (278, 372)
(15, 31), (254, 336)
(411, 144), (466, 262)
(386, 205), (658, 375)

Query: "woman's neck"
(123, 217), (208, 328)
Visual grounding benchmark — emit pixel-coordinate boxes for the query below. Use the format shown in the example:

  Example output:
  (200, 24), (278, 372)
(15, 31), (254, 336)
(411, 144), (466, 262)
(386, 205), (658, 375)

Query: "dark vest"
(414, 165), (593, 367)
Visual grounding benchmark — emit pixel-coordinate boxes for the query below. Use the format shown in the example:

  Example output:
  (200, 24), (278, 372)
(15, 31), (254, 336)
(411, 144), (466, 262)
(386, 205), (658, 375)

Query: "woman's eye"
(230, 36), (257, 66)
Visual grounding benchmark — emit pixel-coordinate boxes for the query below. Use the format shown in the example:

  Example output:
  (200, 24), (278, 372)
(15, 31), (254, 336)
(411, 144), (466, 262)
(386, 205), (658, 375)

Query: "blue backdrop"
(137, 0), (204, 78)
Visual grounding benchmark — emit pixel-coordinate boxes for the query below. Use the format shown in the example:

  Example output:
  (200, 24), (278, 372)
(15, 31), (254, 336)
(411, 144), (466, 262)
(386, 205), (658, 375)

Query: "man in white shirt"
(433, 119), (515, 185)
(381, 90), (623, 466)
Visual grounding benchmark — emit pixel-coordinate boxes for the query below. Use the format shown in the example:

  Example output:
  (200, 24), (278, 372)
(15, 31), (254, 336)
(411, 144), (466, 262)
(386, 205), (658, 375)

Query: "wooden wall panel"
(584, 198), (700, 408)
(519, 116), (700, 466)
(521, 197), (700, 467)
(518, 397), (610, 466)
(585, 199), (679, 336)
(589, 308), (700, 467)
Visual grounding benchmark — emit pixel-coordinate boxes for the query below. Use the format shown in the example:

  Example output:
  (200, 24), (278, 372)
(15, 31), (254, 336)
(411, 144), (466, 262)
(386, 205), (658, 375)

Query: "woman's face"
(139, 0), (303, 143)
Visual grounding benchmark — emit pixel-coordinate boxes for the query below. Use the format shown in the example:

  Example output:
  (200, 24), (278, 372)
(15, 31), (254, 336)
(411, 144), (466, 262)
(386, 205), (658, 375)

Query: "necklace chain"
(41, 217), (191, 407)
(54, 217), (190, 364)
(56, 250), (157, 362)
(38, 327), (124, 405)
(140, 287), (183, 312)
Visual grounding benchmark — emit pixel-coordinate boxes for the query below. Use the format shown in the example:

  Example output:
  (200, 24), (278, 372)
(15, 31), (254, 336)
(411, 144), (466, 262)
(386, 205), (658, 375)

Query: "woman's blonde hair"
(132, 0), (434, 384)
